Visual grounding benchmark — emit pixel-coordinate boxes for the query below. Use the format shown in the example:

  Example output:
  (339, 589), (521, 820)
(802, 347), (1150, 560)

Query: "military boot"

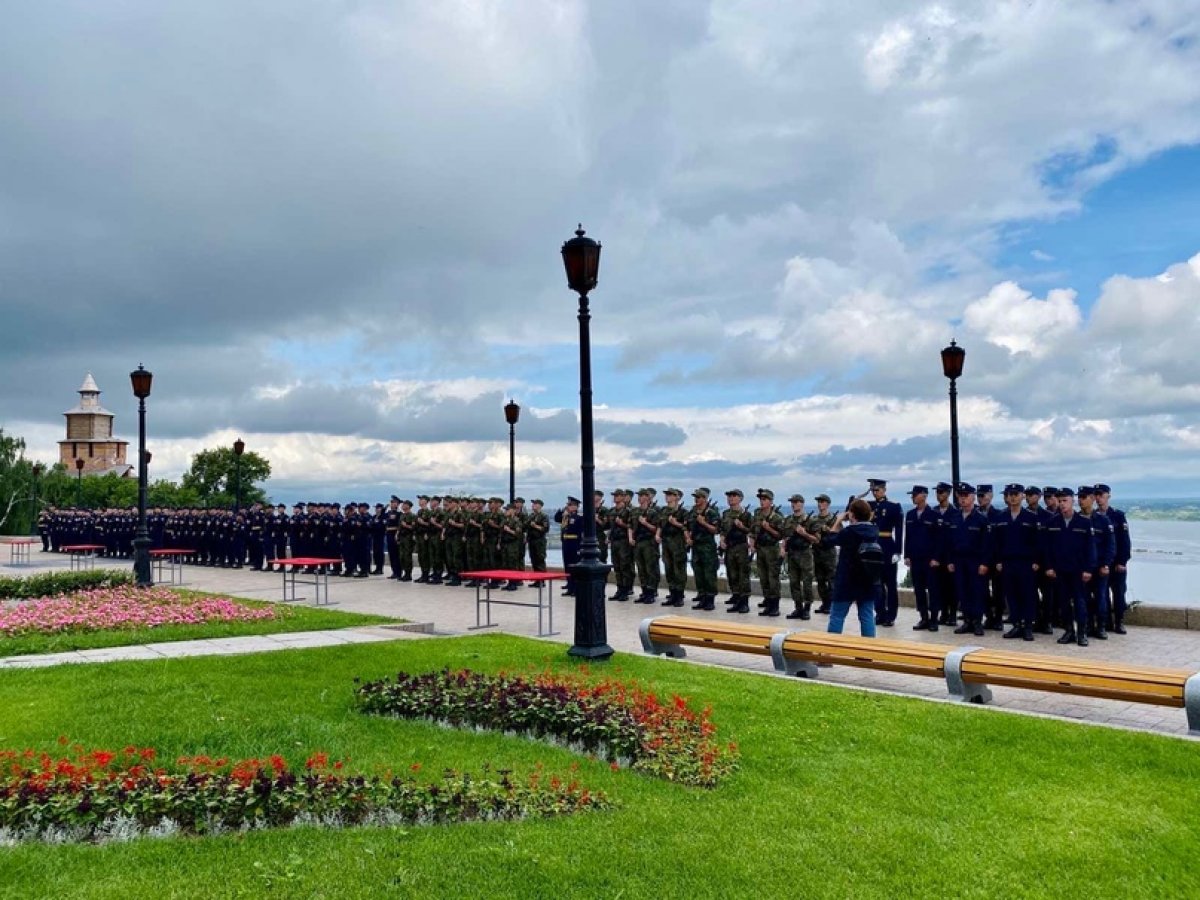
(786, 605), (805, 620)
(1113, 617), (1127, 635)
(696, 594), (716, 611)
(758, 598), (781, 617)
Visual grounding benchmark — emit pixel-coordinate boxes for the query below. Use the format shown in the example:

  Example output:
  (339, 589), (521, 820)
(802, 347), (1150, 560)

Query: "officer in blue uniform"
(867, 478), (904, 627)
(930, 482), (957, 626)
(1078, 486), (1115, 639)
(977, 484), (1007, 630)
(1023, 487), (1055, 633)
(555, 496), (581, 596)
(992, 484), (1041, 640)
(1095, 484), (1131, 633)
(903, 485), (941, 631)
(1042, 488), (1096, 647)
(935, 482), (991, 636)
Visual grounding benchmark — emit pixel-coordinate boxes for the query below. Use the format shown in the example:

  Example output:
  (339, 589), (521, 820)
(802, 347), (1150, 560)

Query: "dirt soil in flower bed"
(0, 634), (1198, 898)
(0, 587), (398, 657)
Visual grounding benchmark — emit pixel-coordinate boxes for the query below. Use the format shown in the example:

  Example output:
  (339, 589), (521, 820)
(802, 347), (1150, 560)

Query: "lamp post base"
(567, 558), (614, 660)
(133, 536), (153, 588)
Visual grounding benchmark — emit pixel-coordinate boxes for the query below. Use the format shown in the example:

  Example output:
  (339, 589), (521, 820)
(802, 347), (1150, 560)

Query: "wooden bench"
(952, 648), (1200, 726)
(639, 616), (1200, 734)
(771, 631), (949, 681)
(639, 615), (785, 659)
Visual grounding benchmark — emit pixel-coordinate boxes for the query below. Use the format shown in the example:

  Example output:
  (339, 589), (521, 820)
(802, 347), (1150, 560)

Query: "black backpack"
(854, 537), (884, 586)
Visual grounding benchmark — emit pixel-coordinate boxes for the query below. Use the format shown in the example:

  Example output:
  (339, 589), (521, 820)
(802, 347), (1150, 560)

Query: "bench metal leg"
(1185, 674), (1200, 736)
(770, 632), (815, 678)
(945, 646), (992, 704)
(639, 617), (686, 659)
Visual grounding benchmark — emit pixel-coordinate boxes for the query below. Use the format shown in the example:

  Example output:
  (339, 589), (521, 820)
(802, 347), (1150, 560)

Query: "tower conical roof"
(79, 372), (100, 393)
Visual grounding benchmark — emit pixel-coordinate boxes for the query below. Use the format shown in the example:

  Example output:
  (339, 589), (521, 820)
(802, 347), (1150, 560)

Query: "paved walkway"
(5, 551), (1200, 738)
(0, 626), (427, 669)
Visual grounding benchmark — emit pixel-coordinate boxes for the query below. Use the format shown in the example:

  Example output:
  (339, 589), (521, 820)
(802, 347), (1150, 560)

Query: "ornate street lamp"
(130, 364), (154, 587)
(504, 399), (520, 504)
(561, 225), (613, 660)
(941, 340), (965, 493)
(74, 457), (84, 507)
(232, 438), (245, 512)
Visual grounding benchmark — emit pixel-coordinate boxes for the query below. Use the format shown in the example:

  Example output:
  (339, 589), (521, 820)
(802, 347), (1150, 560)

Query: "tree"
(0, 428), (35, 535)
(181, 447), (271, 508)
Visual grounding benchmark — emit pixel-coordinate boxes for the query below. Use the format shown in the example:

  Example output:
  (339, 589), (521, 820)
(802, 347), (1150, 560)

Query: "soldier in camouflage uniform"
(659, 488), (689, 607)
(397, 500), (416, 581)
(686, 487), (721, 610)
(809, 494), (839, 614)
(462, 498), (483, 585)
(500, 503), (524, 589)
(607, 489), (636, 601)
(783, 494), (818, 619)
(631, 488), (662, 603)
(751, 489), (785, 617)
(721, 489), (754, 614)
(483, 497), (506, 588)
(426, 496), (446, 583)
(414, 496), (432, 582)
(526, 499), (550, 576)
(593, 491), (609, 564)
(442, 496), (465, 586)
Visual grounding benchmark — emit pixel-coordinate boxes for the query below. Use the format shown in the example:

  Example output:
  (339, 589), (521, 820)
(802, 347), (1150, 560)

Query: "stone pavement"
(6, 551), (1200, 739)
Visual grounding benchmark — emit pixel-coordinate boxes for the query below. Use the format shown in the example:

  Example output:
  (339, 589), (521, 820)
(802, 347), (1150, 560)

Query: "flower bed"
(355, 669), (739, 787)
(0, 743), (610, 845)
(0, 586), (278, 637)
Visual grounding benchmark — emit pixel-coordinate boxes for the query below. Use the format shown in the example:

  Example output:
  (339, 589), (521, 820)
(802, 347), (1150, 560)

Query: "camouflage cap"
(514, 496), (525, 504)
(692, 487), (711, 498)
(756, 488), (774, 501)
(815, 493), (831, 503)
(594, 490), (604, 498)
(531, 498), (544, 506)
(788, 494), (804, 503)
(725, 488), (743, 498)
(664, 487), (683, 497)
(637, 487), (656, 496)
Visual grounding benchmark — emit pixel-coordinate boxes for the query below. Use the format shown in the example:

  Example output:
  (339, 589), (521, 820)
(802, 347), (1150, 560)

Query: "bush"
(356, 669), (740, 787)
(0, 569), (132, 601)
(0, 743), (611, 845)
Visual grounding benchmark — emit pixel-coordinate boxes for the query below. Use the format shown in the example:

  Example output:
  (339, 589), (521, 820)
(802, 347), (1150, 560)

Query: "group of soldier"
(897, 480), (1131, 647)
(36, 478), (1131, 649)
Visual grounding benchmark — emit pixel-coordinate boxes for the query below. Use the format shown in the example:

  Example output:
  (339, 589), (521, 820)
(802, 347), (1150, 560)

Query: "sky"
(3, 0), (1200, 505)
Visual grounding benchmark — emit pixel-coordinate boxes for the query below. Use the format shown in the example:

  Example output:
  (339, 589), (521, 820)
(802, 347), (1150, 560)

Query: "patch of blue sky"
(995, 143), (1200, 308)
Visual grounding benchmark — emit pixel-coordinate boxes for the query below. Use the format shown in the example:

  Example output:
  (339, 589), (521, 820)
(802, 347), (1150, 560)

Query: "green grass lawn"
(0, 634), (1198, 899)
(0, 592), (398, 657)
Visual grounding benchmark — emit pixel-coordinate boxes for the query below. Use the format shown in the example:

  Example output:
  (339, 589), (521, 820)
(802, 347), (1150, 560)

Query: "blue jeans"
(828, 597), (877, 637)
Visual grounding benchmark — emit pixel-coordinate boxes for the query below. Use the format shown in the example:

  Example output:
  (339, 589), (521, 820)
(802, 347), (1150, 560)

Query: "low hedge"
(0, 569), (133, 601)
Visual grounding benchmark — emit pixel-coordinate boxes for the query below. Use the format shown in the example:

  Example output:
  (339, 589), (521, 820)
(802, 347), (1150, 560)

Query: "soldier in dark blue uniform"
(1079, 486), (1115, 639)
(867, 478), (904, 627)
(1023, 487), (1055, 633)
(903, 485), (941, 631)
(554, 496), (581, 596)
(992, 484), (1040, 640)
(930, 482), (957, 626)
(1043, 488), (1097, 646)
(1095, 484), (1130, 633)
(935, 482), (992, 636)
(371, 502), (387, 575)
(977, 484), (1007, 630)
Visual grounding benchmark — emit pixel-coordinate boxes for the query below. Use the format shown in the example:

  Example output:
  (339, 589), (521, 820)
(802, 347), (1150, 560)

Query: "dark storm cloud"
(595, 420), (687, 449)
(0, 1), (593, 430)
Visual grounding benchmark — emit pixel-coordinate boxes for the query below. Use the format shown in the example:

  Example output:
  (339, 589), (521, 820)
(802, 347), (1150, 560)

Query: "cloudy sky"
(4, 0), (1200, 503)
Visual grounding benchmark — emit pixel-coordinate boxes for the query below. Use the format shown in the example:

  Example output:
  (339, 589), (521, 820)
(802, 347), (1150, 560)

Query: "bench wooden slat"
(648, 618), (782, 656)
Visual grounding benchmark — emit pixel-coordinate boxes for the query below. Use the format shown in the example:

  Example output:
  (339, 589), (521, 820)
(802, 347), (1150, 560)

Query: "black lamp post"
(232, 438), (245, 512)
(74, 457), (84, 507)
(130, 364), (154, 588)
(504, 399), (520, 504)
(941, 340), (965, 493)
(561, 225), (613, 660)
